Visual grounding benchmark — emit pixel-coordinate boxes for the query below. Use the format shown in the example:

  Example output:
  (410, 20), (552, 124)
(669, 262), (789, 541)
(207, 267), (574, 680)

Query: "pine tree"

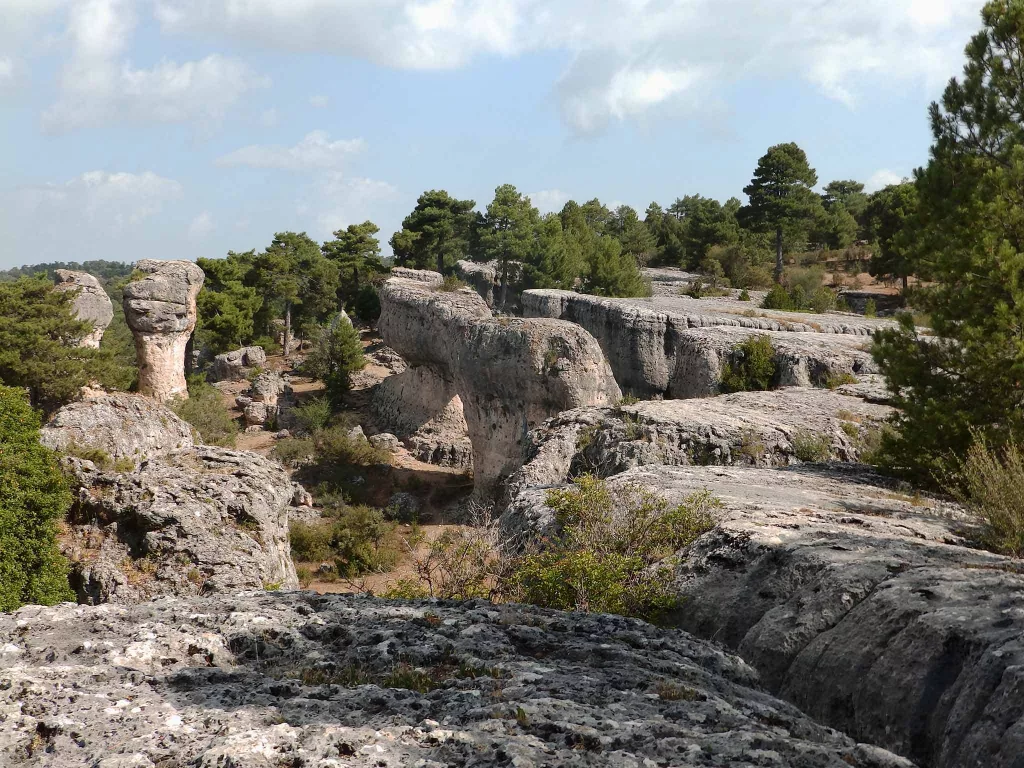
(739, 143), (822, 282)
(478, 184), (540, 308)
(321, 221), (387, 313)
(873, 0), (1024, 481)
(389, 190), (476, 274)
(584, 236), (650, 298)
(522, 215), (579, 289)
(864, 182), (919, 292)
(196, 251), (263, 354)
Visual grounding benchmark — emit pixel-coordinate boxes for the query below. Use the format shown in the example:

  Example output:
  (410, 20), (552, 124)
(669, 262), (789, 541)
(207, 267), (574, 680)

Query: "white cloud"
(153, 0), (984, 133)
(188, 211), (214, 239)
(309, 94), (329, 108)
(40, 0), (268, 133)
(312, 172), (399, 234)
(18, 171), (183, 229)
(866, 169), (908, 192)
(527, 189), (569, 214)
(259, 108), (280, 127)
(216, 130), (366, 171)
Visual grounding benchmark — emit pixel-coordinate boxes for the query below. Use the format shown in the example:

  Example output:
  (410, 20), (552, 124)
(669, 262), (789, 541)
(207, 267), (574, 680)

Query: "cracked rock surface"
(0, 593), (913, 768)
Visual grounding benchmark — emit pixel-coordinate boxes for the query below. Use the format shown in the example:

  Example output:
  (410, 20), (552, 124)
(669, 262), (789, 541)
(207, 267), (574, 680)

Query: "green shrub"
(64, 442), (113, 470)
(251, 335), (282, 356)
(864, 298), (877, 317)
(271, 437), (316, 468)
(0, 387), (74, 611)
(950, 435), (1024, 557)
(293, 396), (333, 435)
(171, 380), (238, 447)
(301, 317), (366, 405)
(507, 475), (719, 622)
(437, 275), (467, 292)
(762, 284), (794, 311)
(289, 505), (402, 577)
(684, 278), (730, 299)
(738, 289), (751, 302)
(350, 284), (381, 321)
(720, 335), (776, 393)
(792, 430), (831, 462)
(315, 426), (392, 467)
(822, 372), (858, 390)
(809, 287), (838, 314)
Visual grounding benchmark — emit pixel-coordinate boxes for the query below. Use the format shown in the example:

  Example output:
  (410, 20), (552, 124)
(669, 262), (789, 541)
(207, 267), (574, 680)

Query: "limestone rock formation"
(39, 393), (195, 461)
(507, 388), (892, 496)
(0, 593), (914, 768)
(379, 274), (621, 495)
(243, 370), (289, 429)
(523, 289), (889, 398)
(209, 345), (267, 382)
(455, 259), (498, 305)
(61, 446), (299, 604)
(505, 464), (1024, 768)
(53, 270), (114, 348)
(122, 259), (205, 402)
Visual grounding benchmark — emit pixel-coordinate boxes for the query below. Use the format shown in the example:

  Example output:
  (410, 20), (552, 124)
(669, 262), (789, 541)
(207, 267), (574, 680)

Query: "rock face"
(0, 593), (914, 768)
(39, 393), (195, 461)
(379, 274), (620, 495)
(455, 259), (498, 306)
(523, 289), (888, 398)
(209, 345), (267, 382)
(243, 371), (289, 429)
(505, 464), (1024, 768)
(122, 259), (205, 402)
(507, 388), (891, 496)
(62, 446), (299, 604)
(53, 270), (114, 348)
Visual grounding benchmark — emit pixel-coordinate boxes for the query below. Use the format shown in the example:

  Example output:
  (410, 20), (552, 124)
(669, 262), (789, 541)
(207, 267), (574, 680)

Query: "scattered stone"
(244, 424), (264, 434)
(235, 395), (253, 408)
(379, 273), (620, 496)
(122, 260), (205, 403)
(274, 429), (292, 440)
(347, 424), (367, 442)
(292, 487), (314, 507)
(53, 270), (114, 348)
(59, 446), (300, 605)
(40, 393), (195, 462)
(209, 345), (267, 382)
(0, 594), (914, 768)
(369, 432), (401, 452)
(243, 401), (270, 428)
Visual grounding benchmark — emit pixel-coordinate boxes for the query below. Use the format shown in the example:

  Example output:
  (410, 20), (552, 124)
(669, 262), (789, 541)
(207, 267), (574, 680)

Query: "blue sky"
(0, 0), (986, 270)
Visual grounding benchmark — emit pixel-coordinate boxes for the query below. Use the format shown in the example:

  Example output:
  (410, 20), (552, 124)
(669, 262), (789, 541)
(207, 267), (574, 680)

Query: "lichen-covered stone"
(209, 345), (267, 382)
(53, 270), (114, 348)
(122, 260), (205, 402)
(0, 594), (913, 768)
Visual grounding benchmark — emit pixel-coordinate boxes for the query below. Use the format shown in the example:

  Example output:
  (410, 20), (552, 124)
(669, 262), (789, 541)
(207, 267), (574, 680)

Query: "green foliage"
(321, 221), (388, 315)
(871, 2), (1024, 483)
(950, 434), (1024, 556)
(289, 505), (402, 577)
(64, 442), (113, 470)
(171, 380), (238, 447)
(390, 190), (476, 274)
(864, 298), (878, 317)
(720, 335), (777, 393)
(0, 260), (133, 284)
(583, 235), (651, 298)
(667, 195), (741, 269)
(522, 215), (580, 290)
(608, 204), (657, 265)
(301, 317), (366, 404)
(823, 372), (858, 390)
(0, 387), (74, 611)
(437, 275), (467, 292)
(271, 437), (316, 468)
(792, 430), (831, 462)
(739, 289), (751, 301)
(293, 396), (333, 435)
(509, 476), (719, 622)
(822, 180), (869, 221)
(864, 181), (918, 291)
(0, 276), (124, 413)
(195, 252), (264, 355)
(479, 184), (539, 307)
(314, 425), (392, 467)
(762, 284), (795, 311)
(739, 142), (823, 282)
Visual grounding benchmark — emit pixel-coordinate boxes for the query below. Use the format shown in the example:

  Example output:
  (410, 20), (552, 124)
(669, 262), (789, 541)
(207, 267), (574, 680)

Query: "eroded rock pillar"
(54, 270), (114, 349)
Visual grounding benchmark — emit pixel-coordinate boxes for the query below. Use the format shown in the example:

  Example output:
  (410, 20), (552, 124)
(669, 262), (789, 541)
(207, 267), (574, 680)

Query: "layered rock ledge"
(123, 260), (205, 402)
(505, 462), (1024, 768)
(378, 274), (620, 495)
(0, 593), (913, 768)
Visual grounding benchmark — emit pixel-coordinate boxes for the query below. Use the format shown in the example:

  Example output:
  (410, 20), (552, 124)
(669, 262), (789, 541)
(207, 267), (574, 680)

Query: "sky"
(0, 0), (987, 270)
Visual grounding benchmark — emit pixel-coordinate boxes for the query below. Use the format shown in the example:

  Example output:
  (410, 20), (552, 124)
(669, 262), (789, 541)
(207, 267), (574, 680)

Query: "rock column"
(54, 270), (114, 349)
(123, 259), (205, 403)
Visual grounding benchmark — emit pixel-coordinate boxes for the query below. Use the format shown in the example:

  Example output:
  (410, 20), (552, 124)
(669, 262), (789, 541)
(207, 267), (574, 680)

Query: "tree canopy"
(390, 190), (476, 274)
(321, 221), (387, 316)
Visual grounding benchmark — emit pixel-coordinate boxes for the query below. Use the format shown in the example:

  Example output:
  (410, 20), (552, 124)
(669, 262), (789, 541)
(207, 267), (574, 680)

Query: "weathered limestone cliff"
(53, 270), (114, 348)
(123, 259), (205, 402)
(0, 593), (914, 767)
(379, 274), (620, 495)
(523, 289), (890, 397)
(506, 431), (1024, 767)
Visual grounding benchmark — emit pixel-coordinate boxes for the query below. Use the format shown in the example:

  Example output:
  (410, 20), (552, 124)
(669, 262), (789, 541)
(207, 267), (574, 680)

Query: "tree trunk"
(283, 302), (292, 357)
(774, 226), (784, 284)
(902, 274), (909, 294)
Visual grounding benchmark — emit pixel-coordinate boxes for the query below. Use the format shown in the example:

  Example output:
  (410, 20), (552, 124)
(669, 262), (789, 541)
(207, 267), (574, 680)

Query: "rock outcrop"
(241, 371), (289, 429)
(523, 289), (889, 398)
(0, 593), (914, 768)
(379, 274), (621, 495)
(455, 259), (499, 306)
(505, 463), (1024, 768)
(122, 259), (205, 402)
(53, 270), (114, 348)
(209, 345), (267, 382)
(507, 388), (892, 496)
(39, 393), (195, 461)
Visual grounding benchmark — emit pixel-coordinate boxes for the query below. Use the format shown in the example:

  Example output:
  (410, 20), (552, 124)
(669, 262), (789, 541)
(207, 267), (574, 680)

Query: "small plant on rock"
(948, 434), (1024, 557)
(171, 380), (238, 447)
(720, 335), (776, 393)
(791, 430), (831, 462)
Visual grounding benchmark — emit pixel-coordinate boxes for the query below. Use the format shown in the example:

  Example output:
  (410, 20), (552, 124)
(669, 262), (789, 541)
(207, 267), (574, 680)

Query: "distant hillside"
(0, 260), (134, 286)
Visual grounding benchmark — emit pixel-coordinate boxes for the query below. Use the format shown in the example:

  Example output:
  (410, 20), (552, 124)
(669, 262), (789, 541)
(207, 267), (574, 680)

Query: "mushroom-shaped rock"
(123, 259), (205, 402)
(53, 270), (114, 348)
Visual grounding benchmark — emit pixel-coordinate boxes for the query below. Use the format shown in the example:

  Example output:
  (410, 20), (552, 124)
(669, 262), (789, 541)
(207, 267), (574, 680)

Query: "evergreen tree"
(302, 315), (366, 405)
(739, 143), (823, 282)
(522, 215), (579, 289)
(321, 221), (388, 312)
(873, 0), (1024, 481)
(478, 184), (540, 307)
(668, 195), (740, 269)
(0, 386), (74, 611)
(821, 180), (868, 220)
(608, 205), (657, 265)
(196, 251), (263, 354)
(584, 236), (650, 297)
(864, 182), (919, 291)
(643, 202), (686, 266)
(390, 190), (476, 274)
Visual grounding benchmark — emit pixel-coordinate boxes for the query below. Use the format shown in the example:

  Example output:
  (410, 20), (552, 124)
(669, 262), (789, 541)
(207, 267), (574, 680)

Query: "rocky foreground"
(0, 593), (915, 768)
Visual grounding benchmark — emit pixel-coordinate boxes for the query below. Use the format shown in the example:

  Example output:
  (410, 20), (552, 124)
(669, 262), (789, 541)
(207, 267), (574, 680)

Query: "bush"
(301, 317), (366, 405)
(720, 335), (776, 393)
(171, 380), (238, 447)
(271, 437), (315, 468)
(792, 429), (831, 462)
(950, 435), (1024, 557)
(293, 396), (333, 435)
(762, 284), (794, 310)
(437, 275), (467, 292)
(315, 425), (392, 467)
(864, 298), (877, 318)
(350, 284), (381, 321)
(290, 505), (403, 577)
(738, 289), (751, 302)
(507, 476), (719, 622)
(809, 286), (838, 313)
(0, 387), (74, 611)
